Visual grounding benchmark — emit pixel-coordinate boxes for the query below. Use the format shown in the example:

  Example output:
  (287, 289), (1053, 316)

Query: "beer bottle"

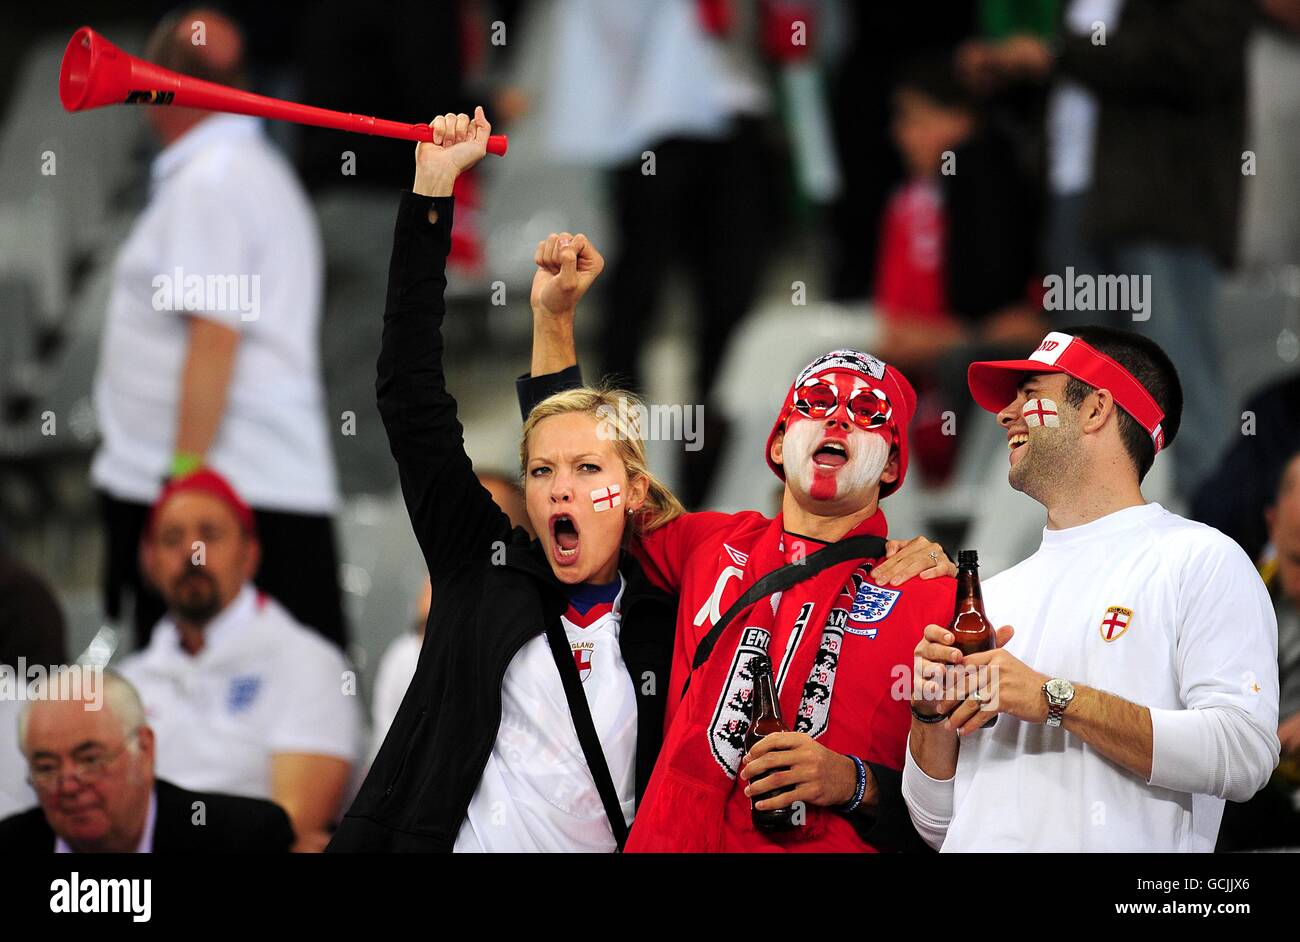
(951, 549), (997, 726)
(744, 655), (796, 832)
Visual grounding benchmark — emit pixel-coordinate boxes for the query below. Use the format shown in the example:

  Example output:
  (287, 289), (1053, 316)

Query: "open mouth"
(1007, 433), (1029, 452)
(812, 440), (849, 470)
(550, 513), (580, 565)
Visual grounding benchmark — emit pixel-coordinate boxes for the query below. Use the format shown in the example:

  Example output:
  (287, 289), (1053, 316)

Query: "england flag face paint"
(1022, 398), (1060, 428)
(591, 484), (621, 512)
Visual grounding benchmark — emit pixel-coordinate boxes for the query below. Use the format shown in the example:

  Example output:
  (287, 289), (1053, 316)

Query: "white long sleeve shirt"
(903, 503), (1280, 852)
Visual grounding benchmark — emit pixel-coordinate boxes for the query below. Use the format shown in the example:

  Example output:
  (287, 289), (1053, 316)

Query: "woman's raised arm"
(376, 108), (512, 576)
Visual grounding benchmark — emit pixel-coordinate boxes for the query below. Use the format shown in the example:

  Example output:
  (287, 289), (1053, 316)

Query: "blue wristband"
(839, 755), (868, 814)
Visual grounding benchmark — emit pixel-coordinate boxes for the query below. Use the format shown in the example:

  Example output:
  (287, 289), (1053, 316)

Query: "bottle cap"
(957, 549), (979, 567)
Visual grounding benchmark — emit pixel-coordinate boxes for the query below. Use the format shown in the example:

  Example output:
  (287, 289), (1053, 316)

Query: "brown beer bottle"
(951, 550), (997, 726)
(744, 655), (796, 832)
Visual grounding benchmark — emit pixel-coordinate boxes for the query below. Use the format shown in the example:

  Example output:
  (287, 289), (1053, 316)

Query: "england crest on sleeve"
(845, 581), (901, 637)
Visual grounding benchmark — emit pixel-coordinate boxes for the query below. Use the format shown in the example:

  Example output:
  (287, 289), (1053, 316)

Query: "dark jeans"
(600, 118), (773, 400)
(99, 492), (348, 651)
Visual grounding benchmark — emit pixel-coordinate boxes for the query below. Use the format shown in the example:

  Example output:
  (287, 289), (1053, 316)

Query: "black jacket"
(0, 779), (293, 852)
(327, 193), (674, 852)
(1057, 0), (1250, 267)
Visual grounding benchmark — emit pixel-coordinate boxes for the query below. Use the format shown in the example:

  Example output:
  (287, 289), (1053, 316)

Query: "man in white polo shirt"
(904, 326), (1280, 851)
(115, 468), (362, 852)
(91, 8), (343, 651)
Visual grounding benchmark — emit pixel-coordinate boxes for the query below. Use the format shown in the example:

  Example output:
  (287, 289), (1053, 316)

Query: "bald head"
(19, 670), (145, 756)
(146, 8), (246, 82)
(143, 8), (248, 144)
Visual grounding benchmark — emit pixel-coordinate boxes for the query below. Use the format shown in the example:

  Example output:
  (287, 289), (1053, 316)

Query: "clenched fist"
(531, 232), (605, 319)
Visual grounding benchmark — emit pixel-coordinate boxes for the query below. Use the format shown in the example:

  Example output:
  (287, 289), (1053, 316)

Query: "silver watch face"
(1045, 678), (1075, 702)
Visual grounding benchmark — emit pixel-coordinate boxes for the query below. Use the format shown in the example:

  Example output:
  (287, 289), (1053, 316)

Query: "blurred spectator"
(1267, 453), (1300, 755)
(1216, 451), (1300, 851)
(114, 469), (362, 852)
(0, 544), (67, 819)
(969, 0), (1251, 497)
(295, 0), (495, 273)
(539, 0), (773, 504)
(874, 54), (1044, 482)
(1192, 373), (1300, 562)
(295, 0), (469, 192)
(369, 579), (430, 766)
(368, 471), (533, 762)
(0, 547), (65, 666)
(1239, 0), (1300, 268)
(91, 8), (346, 650)
(0, 671), (294, 852)
(825, 3), (978, 300)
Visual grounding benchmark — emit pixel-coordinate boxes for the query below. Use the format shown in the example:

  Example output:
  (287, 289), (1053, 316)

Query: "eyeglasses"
(26, 728), (140, 792)
(792, 378), (893, 431)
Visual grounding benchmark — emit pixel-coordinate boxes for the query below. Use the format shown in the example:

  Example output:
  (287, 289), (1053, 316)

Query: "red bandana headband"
(145, 468), (258, 539)
(967, 331), (1167, 453)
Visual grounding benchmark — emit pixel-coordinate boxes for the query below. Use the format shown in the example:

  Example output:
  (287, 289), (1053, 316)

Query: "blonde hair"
(520, 385), (685, 536)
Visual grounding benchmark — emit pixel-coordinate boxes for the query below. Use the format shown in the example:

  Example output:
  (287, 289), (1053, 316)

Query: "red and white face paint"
(590, 484), (621, 512)
(1022, 398), (1060, 428)
(782, 371), (893, 504)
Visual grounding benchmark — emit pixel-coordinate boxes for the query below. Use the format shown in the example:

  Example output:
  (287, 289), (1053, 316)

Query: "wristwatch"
(1042, 678), (1075, 727)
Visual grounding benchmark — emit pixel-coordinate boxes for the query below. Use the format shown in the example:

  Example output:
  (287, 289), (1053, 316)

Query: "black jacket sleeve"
(377, 192), (512, 576)
(846, 761), (935, 853)
(516, 365), (585, 421)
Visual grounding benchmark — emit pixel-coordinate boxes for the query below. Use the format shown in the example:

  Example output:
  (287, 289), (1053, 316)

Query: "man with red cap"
(520, 257), (957, 851)
(115, 469), (362, 852)
(904, 326), (1281, 851)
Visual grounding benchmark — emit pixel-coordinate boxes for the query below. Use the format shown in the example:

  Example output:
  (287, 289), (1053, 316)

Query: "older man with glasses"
(0, 670), (293, 852)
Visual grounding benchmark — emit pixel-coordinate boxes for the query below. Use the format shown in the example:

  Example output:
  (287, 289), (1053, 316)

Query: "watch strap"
(1043, 680), (1071, 727)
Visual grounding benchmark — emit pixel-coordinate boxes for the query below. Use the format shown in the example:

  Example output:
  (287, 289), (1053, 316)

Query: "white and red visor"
(967, 331), (1167, 453)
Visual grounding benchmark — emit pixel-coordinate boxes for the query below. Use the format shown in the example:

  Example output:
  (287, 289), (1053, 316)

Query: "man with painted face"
(904, 326), (1281, 851)
(522, 296), (957, 850)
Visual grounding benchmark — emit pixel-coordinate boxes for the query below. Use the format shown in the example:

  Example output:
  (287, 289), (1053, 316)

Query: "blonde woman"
(328, 110), (682, 852)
